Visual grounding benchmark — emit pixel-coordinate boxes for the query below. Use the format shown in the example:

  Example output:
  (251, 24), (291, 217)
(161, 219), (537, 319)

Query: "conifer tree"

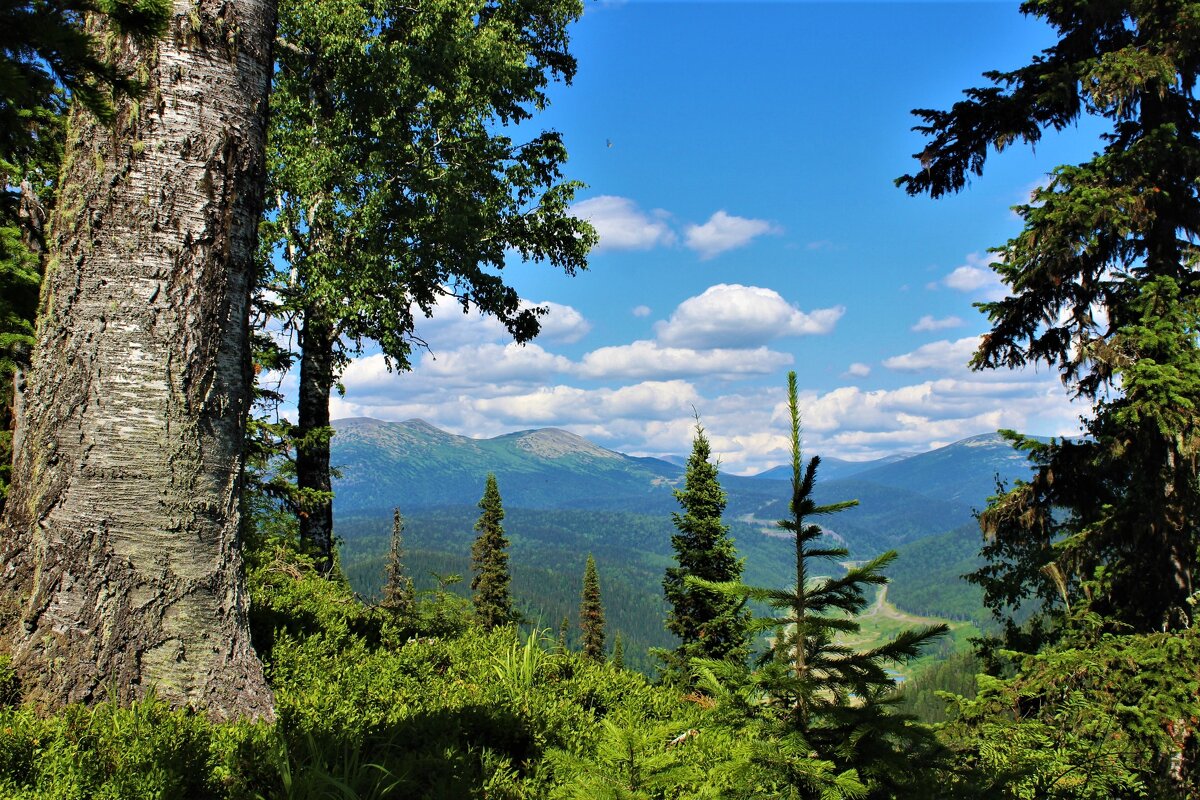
(381, 507), (415, 618)
(897, 0), (1200, 636)
(557, 615), (571, 654)
(611, 634), (625, 670)
(695, 372), (947, 797)
(897, 5), (1200, 790)
(471, 474), (514, 630)
(579, 554), (605, 660)
(661, 420), (749, 682)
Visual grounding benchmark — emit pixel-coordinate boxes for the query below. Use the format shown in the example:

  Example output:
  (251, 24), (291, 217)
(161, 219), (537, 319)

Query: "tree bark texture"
(295, 307), (334, 573)
(0, 0), (276, 721)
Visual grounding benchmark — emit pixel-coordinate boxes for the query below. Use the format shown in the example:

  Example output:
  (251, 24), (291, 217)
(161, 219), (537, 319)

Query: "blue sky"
(324, 1), (1107, 474)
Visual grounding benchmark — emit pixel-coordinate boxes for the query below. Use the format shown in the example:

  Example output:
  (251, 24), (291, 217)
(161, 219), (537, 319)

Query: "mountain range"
(330, 418), (1040, 671)
(331, 417), (1036, 554)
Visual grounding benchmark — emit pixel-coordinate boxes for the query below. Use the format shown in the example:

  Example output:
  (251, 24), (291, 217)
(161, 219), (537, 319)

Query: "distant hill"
(842, 432), (1043, 509)
(751, 453), (912, 483)
(332, 417), (684, 514)
(330, 419), (1041, 670)
(331, 419), (1040, 556)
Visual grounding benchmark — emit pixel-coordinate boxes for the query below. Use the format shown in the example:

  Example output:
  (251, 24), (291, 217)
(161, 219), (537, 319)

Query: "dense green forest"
(2, 0), (1200, 796)
(337, 506), (801, 675)
(885, 525), (988, 625)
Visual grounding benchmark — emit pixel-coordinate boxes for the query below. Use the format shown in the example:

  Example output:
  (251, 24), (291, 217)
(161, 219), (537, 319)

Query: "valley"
(332, 418), (1035, 673)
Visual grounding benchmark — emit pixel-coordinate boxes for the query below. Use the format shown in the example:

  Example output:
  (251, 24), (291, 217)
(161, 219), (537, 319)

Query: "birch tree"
(262, 0), (594, 571)
(1, 0), (277, 720)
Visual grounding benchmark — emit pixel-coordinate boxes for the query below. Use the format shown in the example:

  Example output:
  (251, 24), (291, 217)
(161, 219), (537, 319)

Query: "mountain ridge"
(331, 418), (1041, 672)
(330, 418), (1040, 554)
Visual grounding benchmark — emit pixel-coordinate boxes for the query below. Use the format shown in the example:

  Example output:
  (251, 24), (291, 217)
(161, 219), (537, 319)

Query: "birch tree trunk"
(0, 0), (276, 721)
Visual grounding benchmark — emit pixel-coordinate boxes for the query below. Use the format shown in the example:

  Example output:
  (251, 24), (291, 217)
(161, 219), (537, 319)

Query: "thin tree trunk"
(295, 305), (336, 573)
(0, 0), (276, 721)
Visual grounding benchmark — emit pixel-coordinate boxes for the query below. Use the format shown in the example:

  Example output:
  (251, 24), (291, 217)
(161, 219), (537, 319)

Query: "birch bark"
(0, 0), (276, 720)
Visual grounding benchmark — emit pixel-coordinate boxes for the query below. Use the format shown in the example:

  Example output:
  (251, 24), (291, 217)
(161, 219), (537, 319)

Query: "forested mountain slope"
(331, 419), (1036, 541)
(331, 419), (1039, 670)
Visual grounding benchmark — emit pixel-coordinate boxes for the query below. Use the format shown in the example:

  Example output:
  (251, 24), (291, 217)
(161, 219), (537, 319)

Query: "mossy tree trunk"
(0, 0), (276, 721)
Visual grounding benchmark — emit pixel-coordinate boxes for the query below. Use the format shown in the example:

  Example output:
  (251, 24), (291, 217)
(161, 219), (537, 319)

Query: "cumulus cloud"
(339, 353), (403, 392)
(337, 340), (573, 398)
(419, 342), (573, 385)
(577, 340), (793, 380)
(473, 385), (593, 425)
(473, 380), (701, 426)
(408, 294), (506, 350)
(844, 362), (871, 377)
(534, 301), (592, 343)
(882, 336), (982, 372)
(943, 266), (993, 292)
(912, 314), (963, 332)
(570, 195), (675, 251)
(407, 294), (590, 350)
(631, 305), (652, 318)
(940, 252), (1006, 299)
(684, 211), (779, 259)
(654, 284), (844, 349)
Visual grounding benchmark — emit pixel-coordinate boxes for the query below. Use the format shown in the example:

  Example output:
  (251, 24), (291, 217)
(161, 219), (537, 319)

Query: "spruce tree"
(557, 615), (571, 654)
(661, 420), (749, 683)
(897, 0), (1200, 636)
(470, 474), (513, 630)
(579, 554), (605, 661)
(898, 6), (1200, 789)
(381, 507), (415, 618)
(611, 634), (625, 670)
(696, 372), (948, 797)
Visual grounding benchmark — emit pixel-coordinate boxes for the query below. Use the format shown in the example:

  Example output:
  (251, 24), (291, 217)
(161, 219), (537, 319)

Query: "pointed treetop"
(471, 473), (513, 630)
(580, 554), (605, 660)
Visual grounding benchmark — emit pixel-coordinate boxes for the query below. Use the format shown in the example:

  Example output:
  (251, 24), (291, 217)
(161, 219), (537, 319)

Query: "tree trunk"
(0, 0), (276, 721)
(295, 306), (335, 573)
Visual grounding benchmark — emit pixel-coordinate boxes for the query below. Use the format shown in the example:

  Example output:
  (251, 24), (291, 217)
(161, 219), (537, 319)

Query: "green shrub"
(0, 698), (272, 799)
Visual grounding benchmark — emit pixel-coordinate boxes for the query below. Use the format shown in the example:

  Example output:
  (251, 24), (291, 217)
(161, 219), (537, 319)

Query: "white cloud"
(473, 385), (594, 425)
(577, 340), (792, 380)
(912, 314), (963, 332)
(419, 342), (573, 385)
(631, 305), (652, 318)
(684, 211), (778, 259)
(571, 195), (675, 251)
(473, 380), (701, 425)
(533, 301), (591, 343)
(339, 353), (403, 392)
(882, 336), (982, 372)
(655, 284), (844, 349)
(605, 381), (702, 418)
(941, 252), (1006, 299)
(409, 294), (507, 350)
(844, 362), (871, 377)
(944, 266), (993, 292)
(407, 294), (590, 350)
